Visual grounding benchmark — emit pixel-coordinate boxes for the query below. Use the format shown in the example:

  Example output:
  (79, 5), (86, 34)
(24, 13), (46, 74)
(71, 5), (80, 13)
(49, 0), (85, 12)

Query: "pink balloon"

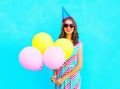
(43, 46), (65, 70)
(19, 46), (43, 70)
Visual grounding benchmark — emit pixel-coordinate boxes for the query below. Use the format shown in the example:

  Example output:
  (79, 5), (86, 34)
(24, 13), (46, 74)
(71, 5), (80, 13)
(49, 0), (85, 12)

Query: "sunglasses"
(64, 24), (75, 28)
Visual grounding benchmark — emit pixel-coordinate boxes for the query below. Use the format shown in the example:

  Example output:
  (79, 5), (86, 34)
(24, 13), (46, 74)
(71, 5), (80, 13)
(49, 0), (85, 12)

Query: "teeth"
(67, 30), (71, 32)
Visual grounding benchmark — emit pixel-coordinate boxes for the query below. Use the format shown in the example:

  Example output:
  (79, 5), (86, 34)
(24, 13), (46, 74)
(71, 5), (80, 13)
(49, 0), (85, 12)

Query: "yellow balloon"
(32, 32), (53, 54)
(54, 38), (73, 60)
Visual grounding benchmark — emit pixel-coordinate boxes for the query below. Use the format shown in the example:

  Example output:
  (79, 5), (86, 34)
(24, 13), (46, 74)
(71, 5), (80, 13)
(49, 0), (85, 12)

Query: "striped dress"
(55, 42), (81, 89)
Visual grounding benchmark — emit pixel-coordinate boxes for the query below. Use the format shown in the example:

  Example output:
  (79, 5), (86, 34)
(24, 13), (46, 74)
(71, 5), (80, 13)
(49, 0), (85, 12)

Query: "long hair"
(59, 17), (79, 45)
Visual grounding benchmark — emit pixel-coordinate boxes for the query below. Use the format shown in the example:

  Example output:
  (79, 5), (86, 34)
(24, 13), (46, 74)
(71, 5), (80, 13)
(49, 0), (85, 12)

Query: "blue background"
(0, 0), (120, 89)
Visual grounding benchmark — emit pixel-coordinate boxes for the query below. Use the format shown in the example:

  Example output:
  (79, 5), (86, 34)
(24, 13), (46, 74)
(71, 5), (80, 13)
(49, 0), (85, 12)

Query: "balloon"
(19, 46), (43, 70)
(43, 46), (65, 70)
(32, 32), (53, 54)
(54, 38), (73, 60)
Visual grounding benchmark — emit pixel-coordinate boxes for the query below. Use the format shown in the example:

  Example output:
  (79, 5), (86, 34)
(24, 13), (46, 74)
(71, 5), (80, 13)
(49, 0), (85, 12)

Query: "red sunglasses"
(64, 24), (75, 28)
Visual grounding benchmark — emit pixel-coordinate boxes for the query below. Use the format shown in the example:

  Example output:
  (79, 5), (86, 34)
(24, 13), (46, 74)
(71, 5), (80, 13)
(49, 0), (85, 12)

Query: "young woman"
(51, 16), (83, 89)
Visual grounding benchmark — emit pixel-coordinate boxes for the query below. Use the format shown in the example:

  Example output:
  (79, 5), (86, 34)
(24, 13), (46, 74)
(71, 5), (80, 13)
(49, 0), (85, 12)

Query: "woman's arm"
(62, 42), (83, 79)
(53, 69), (57, 76)
(55, 42), (83, 86)
(51, 69), (57, 82)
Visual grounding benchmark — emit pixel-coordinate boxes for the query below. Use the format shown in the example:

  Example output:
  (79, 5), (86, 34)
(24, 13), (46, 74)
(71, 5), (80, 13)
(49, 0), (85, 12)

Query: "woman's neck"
(66, 34), (73, 43)
(66, 34), (72, 40)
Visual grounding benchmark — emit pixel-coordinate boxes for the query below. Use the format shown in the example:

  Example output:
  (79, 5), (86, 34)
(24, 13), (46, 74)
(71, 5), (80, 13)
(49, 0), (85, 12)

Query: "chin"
(66, 32), (73, 35)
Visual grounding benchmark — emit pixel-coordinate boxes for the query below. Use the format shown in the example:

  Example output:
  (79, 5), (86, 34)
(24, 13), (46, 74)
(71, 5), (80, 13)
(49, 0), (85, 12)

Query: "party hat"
(62, 6), (71, 20)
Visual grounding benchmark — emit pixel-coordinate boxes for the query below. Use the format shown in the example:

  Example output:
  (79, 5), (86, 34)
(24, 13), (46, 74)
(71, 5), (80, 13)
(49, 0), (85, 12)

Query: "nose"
(67, 25), (71, 28)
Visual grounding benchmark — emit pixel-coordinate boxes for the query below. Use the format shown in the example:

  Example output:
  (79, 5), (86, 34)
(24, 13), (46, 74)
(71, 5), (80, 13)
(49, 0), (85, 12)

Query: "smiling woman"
(51, 7), (83, 89)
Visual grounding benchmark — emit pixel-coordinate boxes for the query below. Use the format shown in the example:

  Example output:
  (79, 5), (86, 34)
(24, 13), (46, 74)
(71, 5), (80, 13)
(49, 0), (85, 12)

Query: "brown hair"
(59, 17), (79, 45)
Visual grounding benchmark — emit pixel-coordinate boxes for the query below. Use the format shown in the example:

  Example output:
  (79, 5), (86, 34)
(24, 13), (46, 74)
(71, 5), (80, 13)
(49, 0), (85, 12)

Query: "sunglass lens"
(64, 24), (68, 27)
(70, 24), (75, 28)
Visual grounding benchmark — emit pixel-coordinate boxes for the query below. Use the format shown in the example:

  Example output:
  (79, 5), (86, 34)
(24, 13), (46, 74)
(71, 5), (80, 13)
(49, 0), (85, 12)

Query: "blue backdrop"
(0, 0), (120, 89)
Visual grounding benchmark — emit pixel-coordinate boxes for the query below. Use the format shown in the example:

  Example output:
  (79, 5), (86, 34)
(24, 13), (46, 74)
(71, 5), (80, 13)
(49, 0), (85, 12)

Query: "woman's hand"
(51, 75), (57, 83)
(55, 77), (65, 86)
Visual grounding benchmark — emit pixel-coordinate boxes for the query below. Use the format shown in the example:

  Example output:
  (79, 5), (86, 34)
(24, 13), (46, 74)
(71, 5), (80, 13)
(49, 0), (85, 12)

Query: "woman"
(51, 7), (83, 89)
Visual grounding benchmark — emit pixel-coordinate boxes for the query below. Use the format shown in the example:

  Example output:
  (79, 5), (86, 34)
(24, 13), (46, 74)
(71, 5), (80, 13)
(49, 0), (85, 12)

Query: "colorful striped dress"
(55, 42), (81, 89)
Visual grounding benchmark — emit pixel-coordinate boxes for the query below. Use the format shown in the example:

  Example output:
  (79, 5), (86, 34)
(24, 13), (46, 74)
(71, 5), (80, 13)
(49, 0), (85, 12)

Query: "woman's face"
(63, 19), (75, 34)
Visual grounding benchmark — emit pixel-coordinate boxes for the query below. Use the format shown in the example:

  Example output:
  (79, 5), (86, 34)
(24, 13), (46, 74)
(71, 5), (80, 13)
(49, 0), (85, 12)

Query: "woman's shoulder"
(77, 41), (83, 51)
(74, 41), (82, 47)
(77, 41), (82, 45)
